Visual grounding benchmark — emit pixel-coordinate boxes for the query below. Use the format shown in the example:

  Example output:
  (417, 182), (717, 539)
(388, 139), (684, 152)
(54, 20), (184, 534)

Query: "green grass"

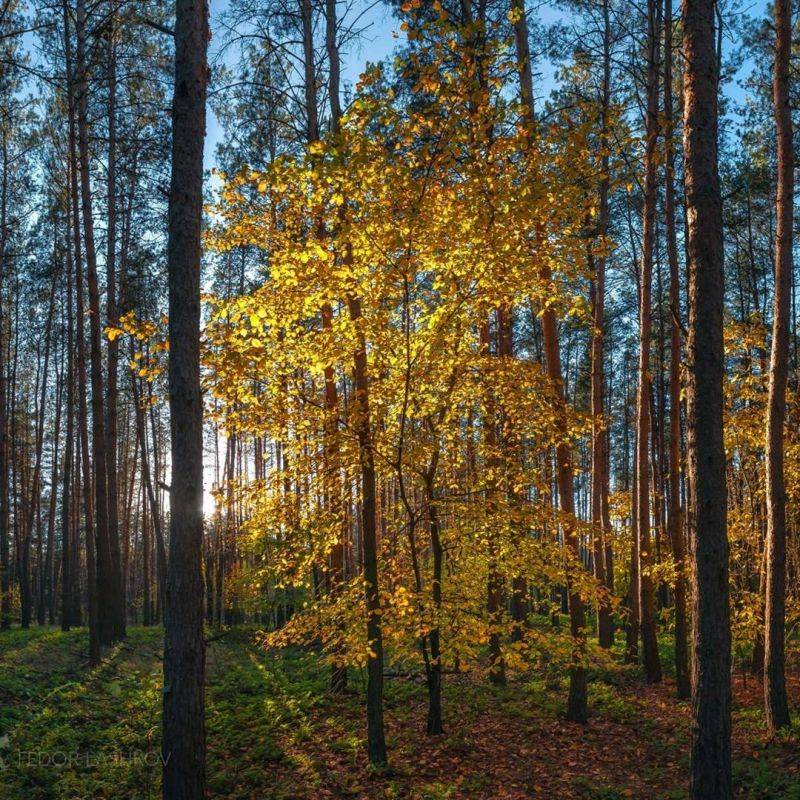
(0, 624), (796, 799)
(0, 626), (327, 800)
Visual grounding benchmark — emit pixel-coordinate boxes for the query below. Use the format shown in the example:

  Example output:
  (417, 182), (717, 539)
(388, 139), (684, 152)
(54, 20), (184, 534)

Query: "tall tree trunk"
(626, 438), (640, 663)
(590, 0), (614, 649)
(763, 0), (792, 734)
(543, 299), (587, 722)
(67, 13), (100, 661)
(683, 0), (732, 794)
(664, 0), (690, 700)
(161, 0), (209, 796)
(0, 129), (10, 630)
(636, 0), (663, 684)
(321, 0), (347, 694)
(76, 0), (121, 645)
(105, 0), (125, 639)
(511, 0), (586, 718)
(24, 276), (57, 628)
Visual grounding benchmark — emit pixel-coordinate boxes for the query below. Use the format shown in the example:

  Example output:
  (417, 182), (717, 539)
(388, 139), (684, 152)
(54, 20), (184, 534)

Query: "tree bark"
(590, 0), (614, 648)
(542, 296), (587, 722)
(664, 0), (690, 700)
(0, 128), (10, 630)
(66, 0), (100, 659)
(76, 0), (123, 645)
(763, 0), (792, 734)
(161, 0), (209, 796)
(322, 0), (347, 694)
(683, 0), (732, 793)
(347, 288), (387, 765)
(636, 0), (663, 684)
(104, 0), (125, 639)
(61, 198), (76, 631)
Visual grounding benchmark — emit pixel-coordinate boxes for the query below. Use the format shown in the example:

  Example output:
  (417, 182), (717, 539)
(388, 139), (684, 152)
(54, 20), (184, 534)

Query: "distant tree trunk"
(480, 322), (506, 687)
(511, 2), (586, 700)
(542, 293), (587, 722)
(131, 368), (166, 625)
(76, 0), (121, 646)
(422, 470), (444, 735)
(683, 0), (732, 794)
(68, 17), (100, 661)
(63, 0), (94, 650)
(24, 276), (56, 629)
(663, 0), (690, 701)
(39, 366), (62, 626)
(161, 0), (209, 796)
(0, 129), (10, 631)
(636, 0), (663, 684)
(147, 385), (168, 616)
(590, 0), (614, 649)
(625, 438), (639, 663)
(763, 0), (792, 735)
(497, 305), (528, 641)
(105, 0), (125, 639)
(61, 210), (76, 631)
(142, 478), (152, 627)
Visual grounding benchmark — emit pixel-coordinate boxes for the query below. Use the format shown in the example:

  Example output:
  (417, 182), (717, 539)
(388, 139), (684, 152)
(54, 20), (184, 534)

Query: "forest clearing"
(1, 626), (798, 799)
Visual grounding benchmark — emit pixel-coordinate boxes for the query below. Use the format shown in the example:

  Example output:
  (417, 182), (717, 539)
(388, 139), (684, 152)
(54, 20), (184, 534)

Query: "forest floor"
(0, 626), (798, 800)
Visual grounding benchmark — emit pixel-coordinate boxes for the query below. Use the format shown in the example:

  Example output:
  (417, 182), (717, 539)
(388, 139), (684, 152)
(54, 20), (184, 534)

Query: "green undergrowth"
(0, 624), (796, 799)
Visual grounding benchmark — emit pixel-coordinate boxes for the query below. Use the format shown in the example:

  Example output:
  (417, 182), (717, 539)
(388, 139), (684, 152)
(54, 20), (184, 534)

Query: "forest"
(0, 0), (798, 797)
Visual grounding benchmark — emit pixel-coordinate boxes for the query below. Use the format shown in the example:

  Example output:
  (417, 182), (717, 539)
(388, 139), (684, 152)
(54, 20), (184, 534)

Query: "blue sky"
(202, 0), (773, 168)
(204, 0), (399, 166)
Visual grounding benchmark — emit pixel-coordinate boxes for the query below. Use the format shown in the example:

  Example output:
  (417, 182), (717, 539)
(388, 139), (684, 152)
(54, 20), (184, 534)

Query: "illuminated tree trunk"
(764, 0), (792, 734)
(664, 0), (690, 700)
(683, 0), (732, 793)
(636, 0), (662, 684)
(161, 0), (209, 796)
(625, 438), (639, 663)
(538, 293), (586, 721)
(322, 0), (347, 694)
(590, 0), (614, 649)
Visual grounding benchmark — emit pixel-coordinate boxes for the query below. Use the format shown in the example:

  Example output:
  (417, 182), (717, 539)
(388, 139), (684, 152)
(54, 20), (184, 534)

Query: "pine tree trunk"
(104, 2), (125, 640)
(61, 209), (76, 631)
(0, 129), (10, 631)
(636, 0), (663, 684)
(763, 0), (792, 734)
(590, 5), (614, 645)
(68, 14), (100, 660)
(683, 0), (732, 793)
(663, 0), (690, 700)
(321, 0), (347, 694)
(76, 0), (121, 646)
(161, 1), (209, 795)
